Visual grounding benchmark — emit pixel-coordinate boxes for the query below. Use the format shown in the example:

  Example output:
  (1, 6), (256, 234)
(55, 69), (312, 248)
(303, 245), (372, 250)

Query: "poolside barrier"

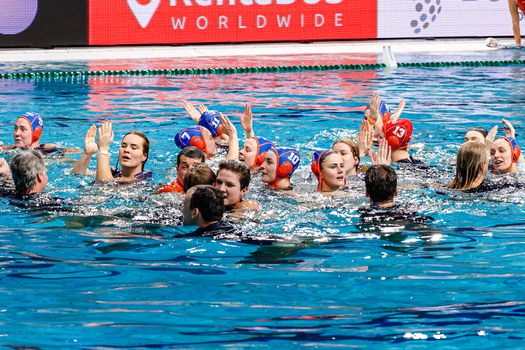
(0, 60), (524, 79)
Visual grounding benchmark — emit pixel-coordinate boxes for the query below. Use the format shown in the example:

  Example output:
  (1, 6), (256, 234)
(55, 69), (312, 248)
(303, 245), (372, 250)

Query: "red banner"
(89, 0), (376, 45)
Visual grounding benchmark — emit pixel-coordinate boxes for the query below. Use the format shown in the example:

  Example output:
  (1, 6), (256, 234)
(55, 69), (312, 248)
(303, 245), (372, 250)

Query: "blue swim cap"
(19, 112), (44, 143)
(253, 136), (275, 167)
(198, 110), (223, 137)
(174, 126), (208, 157)
(270, 147), (301, 179)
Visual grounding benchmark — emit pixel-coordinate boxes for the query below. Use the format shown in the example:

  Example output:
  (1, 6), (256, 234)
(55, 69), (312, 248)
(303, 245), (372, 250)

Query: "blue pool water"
(1, 49), (525, 348)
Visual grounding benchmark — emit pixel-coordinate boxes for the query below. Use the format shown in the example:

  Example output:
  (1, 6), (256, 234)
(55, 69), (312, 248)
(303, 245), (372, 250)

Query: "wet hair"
(218, 160), (251, 190)
(177, 146), (206, 167)
(183, 163), (216, 192)
(123, 131), (150, 171)
(333, 137), (360, 167)
(10, 149), (46, 195)
(468, 127), (488, 138)
(447, 141), (486, 190)
(189, 185), (226, 222)
(365, 165), (397, 203)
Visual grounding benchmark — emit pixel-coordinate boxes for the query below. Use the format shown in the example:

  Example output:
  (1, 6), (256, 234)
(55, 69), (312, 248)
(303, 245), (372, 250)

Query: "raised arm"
(370, 139), (391, 166)
(220, 113), (239, 160)
(357, 119), (373, 158)
(96, 121), (115, 181)
(390, 99), (406, 124)
(502, 118), (524, 162)
(182, 101), (205, 124)
(239, 103), (255, 139)
(72, 124), (98, 175)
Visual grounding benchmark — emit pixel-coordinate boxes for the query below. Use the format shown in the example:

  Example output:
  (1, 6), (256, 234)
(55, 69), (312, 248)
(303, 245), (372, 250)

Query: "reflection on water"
(1, 54), (525, 348)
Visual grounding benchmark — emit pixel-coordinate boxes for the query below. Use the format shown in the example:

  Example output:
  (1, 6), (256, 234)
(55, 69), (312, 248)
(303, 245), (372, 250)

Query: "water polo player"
(260, 147), (301, 190)
(311, 149), (346, 193)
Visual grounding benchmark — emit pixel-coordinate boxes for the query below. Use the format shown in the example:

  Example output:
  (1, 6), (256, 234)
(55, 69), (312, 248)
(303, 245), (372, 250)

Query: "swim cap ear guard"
(382, 119), (413, 150)
(311, 149), (332, 178)
(272, 147), (301, 179)
(198, 111), (223, 137)
(364, 100), (392, 126)
(174, 126), (209, 157)
(503, 137), (521, 163)
(311, 149), (334, 192)
(253, 136), (276, 167)
(21, 112), (44, 144)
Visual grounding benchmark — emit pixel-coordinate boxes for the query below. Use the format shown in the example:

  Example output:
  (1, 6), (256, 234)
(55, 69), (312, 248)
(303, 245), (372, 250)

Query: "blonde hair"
(447, 141), (486, 190)
(333, 137), (360, 171)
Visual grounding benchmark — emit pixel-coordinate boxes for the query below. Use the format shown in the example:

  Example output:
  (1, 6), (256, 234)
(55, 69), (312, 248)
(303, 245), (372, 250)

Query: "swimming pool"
(1, 48), (525, 348)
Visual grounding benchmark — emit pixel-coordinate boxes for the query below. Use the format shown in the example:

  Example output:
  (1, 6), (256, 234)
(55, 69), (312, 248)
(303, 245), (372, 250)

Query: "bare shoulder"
(241, 199), (260, 211)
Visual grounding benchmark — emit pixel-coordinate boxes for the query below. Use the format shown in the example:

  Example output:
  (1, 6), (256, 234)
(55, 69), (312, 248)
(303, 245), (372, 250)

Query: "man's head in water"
(364, 165), (397, 207)
(182, 185), (226, 227)
(10, 149), (48, 195)
(177, 146), (206, 184)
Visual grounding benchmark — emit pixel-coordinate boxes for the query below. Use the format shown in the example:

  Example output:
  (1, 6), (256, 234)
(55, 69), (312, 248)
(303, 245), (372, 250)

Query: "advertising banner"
(0, 0), (88, 48)
(377, 0), (517, 38)
(89, 0), (377, 45)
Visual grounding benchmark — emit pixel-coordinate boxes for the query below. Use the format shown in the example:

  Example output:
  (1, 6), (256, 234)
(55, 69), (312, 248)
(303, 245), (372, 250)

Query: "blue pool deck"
(0, 38), (514, 62)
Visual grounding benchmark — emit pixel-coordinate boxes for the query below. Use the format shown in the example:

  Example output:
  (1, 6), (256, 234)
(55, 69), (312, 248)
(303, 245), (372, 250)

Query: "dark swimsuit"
(359, 204), (434, 225)
(111, 168), (153, 180)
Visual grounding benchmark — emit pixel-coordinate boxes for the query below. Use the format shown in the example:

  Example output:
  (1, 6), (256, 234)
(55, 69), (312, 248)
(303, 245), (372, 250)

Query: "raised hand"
(502, 119), (516, 139)
(84, 124), (98, 155)
(197, 103), (209, 114)
(239, 103), (255, 139)
(182, 101), (201, 123)
(358, 120), (373, 158)
(369, 92), (381, 121)
(486, 125), (498, 144)
(220, 113), (237, 137)
(371, 139), (391, 166)
(97, 121), (114, 151)
(221, 113), (239, 161)
(391, 99), (406, 124)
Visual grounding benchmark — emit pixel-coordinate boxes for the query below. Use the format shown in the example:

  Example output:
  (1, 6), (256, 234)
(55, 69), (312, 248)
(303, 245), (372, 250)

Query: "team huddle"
(0, 92), (522, 237)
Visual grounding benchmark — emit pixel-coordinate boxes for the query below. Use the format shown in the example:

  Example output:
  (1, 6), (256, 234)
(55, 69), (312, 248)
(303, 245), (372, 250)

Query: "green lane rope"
(1, 59), (524, 79)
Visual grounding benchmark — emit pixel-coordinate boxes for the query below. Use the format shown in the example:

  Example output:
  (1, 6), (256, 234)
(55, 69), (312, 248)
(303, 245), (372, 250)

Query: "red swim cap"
(382, 119), (413, 150)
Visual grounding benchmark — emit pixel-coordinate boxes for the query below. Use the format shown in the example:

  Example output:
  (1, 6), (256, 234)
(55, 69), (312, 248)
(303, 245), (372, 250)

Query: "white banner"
(378, 0), (523, 38)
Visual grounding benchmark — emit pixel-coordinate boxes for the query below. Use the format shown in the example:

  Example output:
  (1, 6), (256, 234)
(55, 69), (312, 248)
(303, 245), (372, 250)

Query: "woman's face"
(119, 134), (147, 172)
(332, 142), (357, 175)
(260, 151), (277, 184)
(214, 169), (247, 206)
(239, 138), (257, 169)
(491, 138), (514, 173)
(13, 118), (33, 149)
(320, 153), (345, 191)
